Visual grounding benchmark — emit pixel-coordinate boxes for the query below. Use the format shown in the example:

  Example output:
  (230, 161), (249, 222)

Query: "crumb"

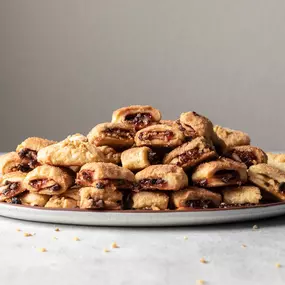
(103, 248), (110, 253)
(252, 225), (259, 230)
(38, 248), (47, 252)
(111, 242), (119, 248)
(54, 228), (60, 232)
(196, 280), (205, 285)
(73, 237), (80, 241)
(241, 244), (247, 248)
(200, 257), (207, 264)
(184, 236), (188, 240)
(52, 237), (57, 240)
(276, 263), (281, 268)
(16, 228), (21, 232)
(24, 233), (32, 237)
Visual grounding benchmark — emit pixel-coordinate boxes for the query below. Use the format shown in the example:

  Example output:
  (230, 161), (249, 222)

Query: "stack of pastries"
(0, 105), (285, 211)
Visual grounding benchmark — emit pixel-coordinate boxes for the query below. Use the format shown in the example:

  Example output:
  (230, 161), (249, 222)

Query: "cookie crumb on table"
(196, 280), (205, 285)
(276, 263), (281, 268)
(241, 244), (247, 248)
(111, 242), (119, 248)
(200, 258), (207, 264)
(252, 225), (259, 230)
(52, 237), (57, 240)
(38, 248), (47, 252)
(184, 236), (188, 240)
(16, 228), (21, 232)
(54, 228), (60, 232)
(73, 237), (80, 241)
(24, 233), (32, 237)
(103, 248), (110, 253)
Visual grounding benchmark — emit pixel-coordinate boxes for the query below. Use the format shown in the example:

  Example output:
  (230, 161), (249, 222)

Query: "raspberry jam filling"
(29, 179), (60, 191)
(104, 128), (133, 139)
(125, 113), (153, 129)
(215, 170), (240, 183)
(176, 148), (201, 166)
(138, 131), (174, 141)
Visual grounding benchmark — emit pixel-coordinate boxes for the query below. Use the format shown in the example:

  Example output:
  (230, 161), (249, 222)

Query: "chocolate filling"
(231, 150), (257, 167)
(1, 181), (20, 196)
(184, 199), (212, 209)
(176, 148), (201, 166)
(215, 170), (239, 183)
(148, 150), (160, 165)
(139, 178), (166, 188)
(29, 179), (60, 191)
(138, 131), (174, 141)
(104, 128), (133, 140)
(125, 113), (152, 129)
(18, 148), (39, 170)
(279, 182), (285, 193)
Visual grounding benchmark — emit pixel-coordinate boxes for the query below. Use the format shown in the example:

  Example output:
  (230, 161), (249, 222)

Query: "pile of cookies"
(0, 105), (284, 211)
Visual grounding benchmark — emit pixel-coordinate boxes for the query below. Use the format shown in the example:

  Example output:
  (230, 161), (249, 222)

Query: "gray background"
(1, 0), (285, 152)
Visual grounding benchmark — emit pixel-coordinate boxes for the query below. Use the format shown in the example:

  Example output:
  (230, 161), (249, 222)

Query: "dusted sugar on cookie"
(24, 165), (74, 195)
(130, 191), (169, 210)
(112, 105), (161, 131)
(135, 124), (184, 148)
(37, 134), (106, 166)
(267, 153), (285, 172)
(163, 137), (217, 169)
(87, 122), (135, 149)
(0, 152), (22, 174)
(135, 165), (188, 191)
(178, 111), (214, 141)
(248, 164), (285, 201)
(171, 187), (222, 210)
(0, 171), (27, 202)
(213, 125), (250, 153)
(192, 158), (248, 188)
(97, 146), (121, 165)
(226, 146), (267, 168)
(221, 186), (262, 206)
(76, 162), (135, 189)
(121, 147), (160, 171)
(80, 186), (123, 210)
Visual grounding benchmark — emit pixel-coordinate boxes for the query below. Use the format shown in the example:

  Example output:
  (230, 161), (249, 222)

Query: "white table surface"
(1, 215), (285, 285)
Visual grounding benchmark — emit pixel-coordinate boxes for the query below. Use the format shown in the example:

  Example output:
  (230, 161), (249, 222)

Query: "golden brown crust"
(16, 137), (56, 153)
(76, 162), (135, 188)
(112, 105), (161, 130)
(45, 196), (78, 209)
(135, 124), (184, 148)
(213, 125), (250, 153)
(179, 111), (214, 140)
(130, 191), (169, 210)
(23, 165), (74, 195)
(171, 187), (222, 209)
(225, 146), (267, 167)
(192, 158), (248, 187)
(267, 153), (285, 172)
(0, 171), (27, 201)
(221, 186), (262, 205)
(88, 123), (135, 148)
(121, 147), (153, 171)
(248, 164), (285, 201)
(37, 134), (106, 166)
(0, 152), (21, 174)
(19, 192), (50, 207)
(163, 137), (217, 169)
(135, 165), (188, 191)
(97, 146), (121, 164)
(79, 186), (123, 210)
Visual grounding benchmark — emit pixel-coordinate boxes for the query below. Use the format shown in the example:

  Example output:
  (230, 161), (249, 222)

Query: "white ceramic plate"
(0, 202), (285, 226)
